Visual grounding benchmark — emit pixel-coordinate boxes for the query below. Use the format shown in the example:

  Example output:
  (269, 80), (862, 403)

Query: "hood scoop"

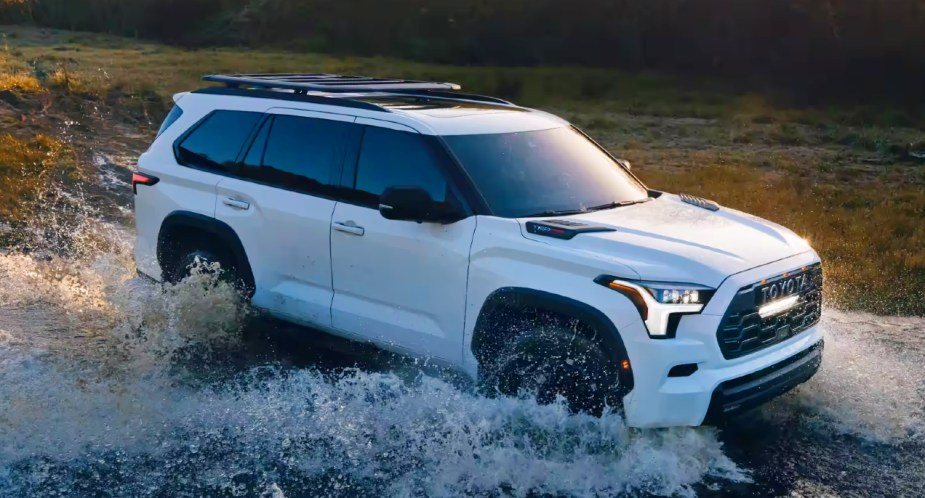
(679, 193), (720, 212)
(525, 219), (616, 240)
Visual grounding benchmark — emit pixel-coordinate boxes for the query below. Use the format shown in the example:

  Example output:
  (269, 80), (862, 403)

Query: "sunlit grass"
(0, 133), (76, 223)
(0, 71), (41, 92)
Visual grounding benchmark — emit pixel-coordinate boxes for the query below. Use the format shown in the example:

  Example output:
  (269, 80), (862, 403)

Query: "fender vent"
(525, 219), (616, 240)
(679, 193), (720, 212)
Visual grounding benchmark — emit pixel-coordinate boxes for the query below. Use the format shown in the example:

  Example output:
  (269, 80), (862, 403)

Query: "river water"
(0, 214), (922, 497)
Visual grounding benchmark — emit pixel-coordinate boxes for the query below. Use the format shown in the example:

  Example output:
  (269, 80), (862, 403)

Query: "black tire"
(165, 241), (239, 289)
(492, 326), (624, 416)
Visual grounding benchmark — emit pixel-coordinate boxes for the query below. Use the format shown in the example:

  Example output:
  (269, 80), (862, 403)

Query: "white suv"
(133, 74), (824, 428)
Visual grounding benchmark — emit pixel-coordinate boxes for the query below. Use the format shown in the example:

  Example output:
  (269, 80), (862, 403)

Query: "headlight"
(594, 277), (716, 338)
(637, 281), (715, 305)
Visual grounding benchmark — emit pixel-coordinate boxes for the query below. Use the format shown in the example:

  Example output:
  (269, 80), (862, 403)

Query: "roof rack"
(192, 86), (388, 112)
(203, 73), (462, 93)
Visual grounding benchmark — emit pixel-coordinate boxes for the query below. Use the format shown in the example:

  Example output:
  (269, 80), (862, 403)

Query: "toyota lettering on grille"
(757, 272), (810, 306)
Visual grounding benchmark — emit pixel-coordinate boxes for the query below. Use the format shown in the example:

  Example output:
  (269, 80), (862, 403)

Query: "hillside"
(0, 25), (922, 314)
(2, 0), (925, 104)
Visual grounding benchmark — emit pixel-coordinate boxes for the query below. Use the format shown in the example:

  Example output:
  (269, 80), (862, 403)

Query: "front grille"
(717, 263), (822, 359)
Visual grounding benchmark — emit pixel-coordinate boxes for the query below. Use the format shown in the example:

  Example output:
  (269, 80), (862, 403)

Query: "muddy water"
(0, 220), (922, 497)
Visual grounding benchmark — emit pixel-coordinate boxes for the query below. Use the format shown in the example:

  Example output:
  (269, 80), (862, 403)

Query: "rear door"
(215, 108), (357, 328)
(330, 121), (476, 362)
(135, 109), (262, 279)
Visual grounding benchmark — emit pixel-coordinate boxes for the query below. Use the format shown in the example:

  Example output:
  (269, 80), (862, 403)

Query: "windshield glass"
(444, 127), (648, 218)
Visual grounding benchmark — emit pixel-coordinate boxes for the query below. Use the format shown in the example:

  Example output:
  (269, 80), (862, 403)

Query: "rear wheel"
(164, 240), (240, 290)
(491, 325), (624, 416)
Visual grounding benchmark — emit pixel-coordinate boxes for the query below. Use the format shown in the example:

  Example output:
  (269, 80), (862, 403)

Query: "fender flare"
(157, 210), (256, 297)
(472, 287), (634, 393)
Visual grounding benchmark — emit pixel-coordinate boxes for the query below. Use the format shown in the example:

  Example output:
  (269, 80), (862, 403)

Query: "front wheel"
(491, 326), (625, 416)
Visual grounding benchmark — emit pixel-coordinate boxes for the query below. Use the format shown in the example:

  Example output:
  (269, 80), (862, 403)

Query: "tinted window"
(352, 126), (450, 207)
(157, 105), (184, 138)
(245, 115), (350, 195)
(241, 117), (271, 168)
(443, 127), (648, 218)
(176, 111), (262, 172)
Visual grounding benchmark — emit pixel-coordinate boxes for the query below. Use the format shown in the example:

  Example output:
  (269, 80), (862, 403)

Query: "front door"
(330, 121), (476, 362)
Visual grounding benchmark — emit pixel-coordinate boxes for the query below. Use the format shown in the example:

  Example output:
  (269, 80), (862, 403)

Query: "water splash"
(0, 221), (748, 497)
(763, 310), (925, 443)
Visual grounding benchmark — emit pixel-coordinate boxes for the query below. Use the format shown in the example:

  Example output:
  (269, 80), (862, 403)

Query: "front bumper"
(621, 321), (823, 427)
(703, 339), (822, 424)
(615, 251), (825, 428)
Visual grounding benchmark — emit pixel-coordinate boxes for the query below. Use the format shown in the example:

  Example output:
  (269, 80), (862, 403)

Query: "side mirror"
(379, 186), (443, 223)
(616, 158), (632, 171)
(379, 186), (466, 224)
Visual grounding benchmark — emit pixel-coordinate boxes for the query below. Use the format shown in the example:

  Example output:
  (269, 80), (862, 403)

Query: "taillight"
(132, 172), (160, 194)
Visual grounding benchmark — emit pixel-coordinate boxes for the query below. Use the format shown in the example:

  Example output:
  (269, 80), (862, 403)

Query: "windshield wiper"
(585, 198), (652, 212)
(520, 208), (589, 218)
(521, 198), (651, 218)
(521, 197), (652, 218)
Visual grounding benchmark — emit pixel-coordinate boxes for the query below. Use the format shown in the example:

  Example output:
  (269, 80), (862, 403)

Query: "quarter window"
(156, 105), (184, 138)
(175, 110), (262, 172)
(351, 126), (451, 208)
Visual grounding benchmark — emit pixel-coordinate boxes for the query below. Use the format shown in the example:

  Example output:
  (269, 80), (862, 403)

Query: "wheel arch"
(471, 287), (635, 393)
(157, 210), (256, 297)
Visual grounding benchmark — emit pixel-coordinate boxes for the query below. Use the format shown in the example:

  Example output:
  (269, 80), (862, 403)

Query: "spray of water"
(0, 216), (752, 497)
(763, 310), (925, 443)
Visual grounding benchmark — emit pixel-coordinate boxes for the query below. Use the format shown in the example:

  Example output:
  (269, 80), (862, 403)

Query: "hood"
(518, 194), (812, 288)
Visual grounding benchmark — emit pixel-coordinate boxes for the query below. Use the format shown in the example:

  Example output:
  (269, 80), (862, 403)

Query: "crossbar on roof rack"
(203, 73), (462, 93)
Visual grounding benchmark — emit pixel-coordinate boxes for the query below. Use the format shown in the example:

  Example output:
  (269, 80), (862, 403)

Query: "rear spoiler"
(172, 92), (189, 104)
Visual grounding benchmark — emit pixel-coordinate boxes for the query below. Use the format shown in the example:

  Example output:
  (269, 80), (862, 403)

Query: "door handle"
(333, 221), (365, 236)
(222, 197), (250, 210)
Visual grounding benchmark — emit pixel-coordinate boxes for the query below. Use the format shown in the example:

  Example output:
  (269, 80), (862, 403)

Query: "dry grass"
(0, 25), (921, 315)
(0, 72), (40, 92)
(0, 133), (75, 221)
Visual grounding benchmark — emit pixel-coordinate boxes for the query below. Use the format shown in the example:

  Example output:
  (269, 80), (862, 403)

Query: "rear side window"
(175, 111), (262, 172)
(156, 105), (184, 138)
(242, 114), (351, 196)
(349, 126), (451, 208)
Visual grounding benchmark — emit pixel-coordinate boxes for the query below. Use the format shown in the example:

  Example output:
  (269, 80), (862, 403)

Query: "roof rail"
(376, 90), (515, 106)
(203, 73), (462, 93)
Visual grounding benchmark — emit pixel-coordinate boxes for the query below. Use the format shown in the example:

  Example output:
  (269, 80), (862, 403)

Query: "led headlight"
(637, 282), (715, 305)
(595, 277), (715, 338)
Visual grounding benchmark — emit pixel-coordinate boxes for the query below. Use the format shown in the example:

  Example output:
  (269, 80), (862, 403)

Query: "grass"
(0, 25), (922, 315)
(0, 72), (41, 92)
(0, 133), (76, 242)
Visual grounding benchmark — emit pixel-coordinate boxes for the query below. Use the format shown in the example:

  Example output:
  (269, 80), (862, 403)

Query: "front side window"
(444, 126), (648, 218)
(175, 110), (262, 172)
(242, 114), (351, 196)
(349, 126), (452, 208)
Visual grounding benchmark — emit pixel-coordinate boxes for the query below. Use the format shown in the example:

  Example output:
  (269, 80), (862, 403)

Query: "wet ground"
(0, 170), (923, 497)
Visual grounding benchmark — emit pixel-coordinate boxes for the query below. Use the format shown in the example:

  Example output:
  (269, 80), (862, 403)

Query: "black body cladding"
(157, 211), (256, 298)
(472, 287), (635, 395)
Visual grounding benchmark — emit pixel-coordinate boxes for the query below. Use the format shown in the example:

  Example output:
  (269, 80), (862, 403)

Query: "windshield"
(444, 127), (649, 218)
